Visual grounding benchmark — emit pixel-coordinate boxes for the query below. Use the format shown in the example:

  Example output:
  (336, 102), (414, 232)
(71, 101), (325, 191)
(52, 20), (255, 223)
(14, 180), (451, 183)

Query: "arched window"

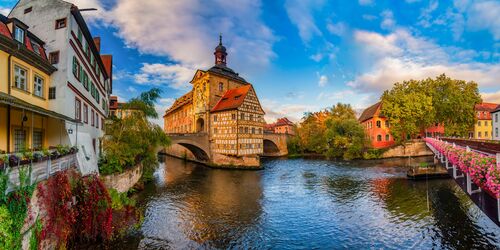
(385, 134), (390, 141)
(376, 120), (381, 128)
(377, 135), (382, 141)
(219, 82), (224, 92)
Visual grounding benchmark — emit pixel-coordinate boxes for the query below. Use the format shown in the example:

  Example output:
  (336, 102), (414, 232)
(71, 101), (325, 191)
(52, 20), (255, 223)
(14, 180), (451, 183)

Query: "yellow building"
(472, 103), (498, 140)
(0, 15), (76, 153)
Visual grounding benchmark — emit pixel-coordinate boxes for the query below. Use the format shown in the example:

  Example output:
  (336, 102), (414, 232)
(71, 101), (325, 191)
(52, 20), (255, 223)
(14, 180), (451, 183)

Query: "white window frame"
(14, 65), (28, 91)
(33, 74), (44, 97)
(14, 26), (24, 44)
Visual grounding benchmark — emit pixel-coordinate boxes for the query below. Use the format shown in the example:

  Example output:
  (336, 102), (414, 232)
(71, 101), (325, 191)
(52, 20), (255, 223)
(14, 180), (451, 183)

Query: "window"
(258, 128), (262, 134)
(496, 114), (498, 123)
(376, 120), (381, 128)
(385, 134), (390, 141)
(485, 131), (489, 137)
(219, 82), (223, 92)
(14, 129), (26, 152)
(239, 127), (243, 133)
(33, 131), (43, 150)
(101, 118), (105, 131)
(96, 114), (99, 129)
(91, 83), (96, 98)
(85, 44), (91, 58)
(55, 18), (67, 29)
(214, 115), (217, 122)
(14, 26), (24, 44)
(14, 65), (28, 91)
(75, 98), (81, 121)
(49, 51), (59, 64)
(49, 87), (56, 99)
(214, 128), (217, 134)
(245, 127), (249, 133)
(24, 7), (32, 14)
(377, 134), (382, 141)
(33, 75), (44, 97)
(77, 28), (82, 42)
(31, 41), (41, 55)
(249, 114), (253, 121)
(478, 132), (482, 138)
(240, 113), (245, 120)
(91, 109), (95, 126)
(252, 127), (255, 134)
(478, 121), (481, 126)
(496, 128), (498, 137)
(82, 73), (89, 90)
(72, 57), (81, 80)
(83, 104), (88, 123)
(96, 90), (100, 103)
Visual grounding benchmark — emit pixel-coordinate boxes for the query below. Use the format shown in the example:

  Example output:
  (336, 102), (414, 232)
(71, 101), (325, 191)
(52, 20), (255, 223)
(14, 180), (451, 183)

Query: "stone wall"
(211, 153), (261, 169)
(101, 163), (143, 193)
(381, 141), (433, 158)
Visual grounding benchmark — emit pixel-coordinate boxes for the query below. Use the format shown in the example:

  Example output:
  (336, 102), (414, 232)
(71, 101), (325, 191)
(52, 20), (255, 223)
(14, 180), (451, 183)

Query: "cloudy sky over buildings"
(2, 0), (499, 124)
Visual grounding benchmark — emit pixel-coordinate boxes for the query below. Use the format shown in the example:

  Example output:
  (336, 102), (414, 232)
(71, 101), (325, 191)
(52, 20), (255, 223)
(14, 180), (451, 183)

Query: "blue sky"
(1, 0), (499, 124)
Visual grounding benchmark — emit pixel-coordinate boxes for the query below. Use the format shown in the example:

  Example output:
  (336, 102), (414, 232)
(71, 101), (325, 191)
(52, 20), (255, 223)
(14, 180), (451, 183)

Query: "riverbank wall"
(101, 163), (143, 193)
(381, 141), (433, 158)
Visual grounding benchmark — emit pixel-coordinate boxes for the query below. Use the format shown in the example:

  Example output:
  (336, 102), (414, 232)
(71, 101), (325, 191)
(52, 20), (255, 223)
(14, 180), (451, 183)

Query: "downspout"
(6, 54), (12, 152)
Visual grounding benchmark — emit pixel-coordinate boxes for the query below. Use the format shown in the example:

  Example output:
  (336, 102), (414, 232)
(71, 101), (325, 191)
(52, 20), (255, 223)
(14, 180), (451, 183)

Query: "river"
(110, 156), (500, 249)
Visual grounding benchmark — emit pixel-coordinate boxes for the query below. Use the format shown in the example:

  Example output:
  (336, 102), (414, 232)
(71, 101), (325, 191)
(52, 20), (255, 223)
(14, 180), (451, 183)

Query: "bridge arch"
(263, 139), (280, 155)
(165, 133), (211, 163)
(176, 142), (210, 162)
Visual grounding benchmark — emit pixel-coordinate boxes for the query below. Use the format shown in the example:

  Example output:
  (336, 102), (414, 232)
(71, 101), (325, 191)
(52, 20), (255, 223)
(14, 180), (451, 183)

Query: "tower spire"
(214, 33), (227, 66)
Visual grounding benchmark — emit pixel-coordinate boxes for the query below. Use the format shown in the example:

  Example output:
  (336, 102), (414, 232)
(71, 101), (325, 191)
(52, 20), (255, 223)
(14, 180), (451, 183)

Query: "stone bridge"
(160, 132), (289, 164)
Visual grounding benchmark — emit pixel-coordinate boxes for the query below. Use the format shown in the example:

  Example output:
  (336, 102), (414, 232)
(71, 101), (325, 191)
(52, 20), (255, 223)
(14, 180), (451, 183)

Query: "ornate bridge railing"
(425, 138), (500, 225)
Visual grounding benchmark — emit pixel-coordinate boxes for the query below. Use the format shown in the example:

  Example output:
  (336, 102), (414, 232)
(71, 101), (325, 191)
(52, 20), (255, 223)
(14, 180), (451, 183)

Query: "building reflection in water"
(143, 156), (264, 249)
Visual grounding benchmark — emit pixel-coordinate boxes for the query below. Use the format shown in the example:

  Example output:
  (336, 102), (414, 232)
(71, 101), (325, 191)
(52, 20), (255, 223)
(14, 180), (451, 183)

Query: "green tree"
(381, 80), (434, 142)
(100, 88), (171, 181)
(324, 104), (367, 160)
(424, 74), (481, 136)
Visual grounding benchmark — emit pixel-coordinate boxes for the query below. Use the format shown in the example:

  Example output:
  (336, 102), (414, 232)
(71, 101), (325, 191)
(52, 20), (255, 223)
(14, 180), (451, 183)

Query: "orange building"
(265, 117), (295, 135)
(420, 123), (445, 138)
(358, 102), (394, 149)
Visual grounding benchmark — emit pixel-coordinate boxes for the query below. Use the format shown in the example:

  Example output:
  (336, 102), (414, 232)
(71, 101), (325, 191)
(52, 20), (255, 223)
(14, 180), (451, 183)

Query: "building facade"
(164, 36), (265, 167)
(358, 102), (395, 149)
(0, 14), (78, 154)
(472, 103), (498, 140)
(492, 106), (500, 141)
(266, 117), (295, 135)
(10, 0), (113, 174)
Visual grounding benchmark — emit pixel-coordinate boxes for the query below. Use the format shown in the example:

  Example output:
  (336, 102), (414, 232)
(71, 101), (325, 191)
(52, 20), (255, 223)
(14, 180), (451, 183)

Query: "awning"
(0, 92), (81, 123)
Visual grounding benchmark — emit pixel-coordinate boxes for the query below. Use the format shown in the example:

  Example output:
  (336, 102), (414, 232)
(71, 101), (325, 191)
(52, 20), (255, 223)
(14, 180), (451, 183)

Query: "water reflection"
(112, 156), (499, 249)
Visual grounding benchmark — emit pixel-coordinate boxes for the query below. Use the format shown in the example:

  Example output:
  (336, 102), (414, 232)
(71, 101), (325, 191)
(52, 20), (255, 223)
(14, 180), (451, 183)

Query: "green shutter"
(77, 29), (82, 42)
(72, 57), (77, 76)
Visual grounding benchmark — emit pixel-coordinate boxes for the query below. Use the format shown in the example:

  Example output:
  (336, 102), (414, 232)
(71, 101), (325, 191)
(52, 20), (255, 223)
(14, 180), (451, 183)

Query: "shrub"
(0, 205), (14, 249)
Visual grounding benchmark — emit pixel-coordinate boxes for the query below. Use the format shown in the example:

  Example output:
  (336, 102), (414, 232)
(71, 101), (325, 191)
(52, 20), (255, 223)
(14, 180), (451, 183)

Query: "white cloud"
(481, 91), (500, 104)
(261, 99), (317, 123)
(466, 1), (500, 40)
(0, 7), (10, 16)
(418, 0), (439, 28)
(380, 10), (396, 30)
(83, 0), (276, 77)
(126, 86), (137, 93)
(134, 63), (195, 90)
(284, 0), (323, 44)
(326, 21), (347, 36)
(362, 14), (377, 21)
(349, 29), (500, 93)
(358, 0), (373, 6)
(318, 74), (328, 87)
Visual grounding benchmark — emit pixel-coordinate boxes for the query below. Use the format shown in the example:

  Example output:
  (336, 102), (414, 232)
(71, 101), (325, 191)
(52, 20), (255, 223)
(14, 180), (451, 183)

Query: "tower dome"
(214, 34), (227, 65)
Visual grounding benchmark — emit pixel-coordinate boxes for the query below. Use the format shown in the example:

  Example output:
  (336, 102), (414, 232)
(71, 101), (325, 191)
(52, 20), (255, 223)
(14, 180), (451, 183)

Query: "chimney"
(93, 37), (101, 52)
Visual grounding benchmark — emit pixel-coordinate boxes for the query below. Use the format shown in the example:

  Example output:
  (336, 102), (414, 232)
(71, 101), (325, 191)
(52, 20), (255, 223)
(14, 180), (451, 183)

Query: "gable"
(189, 69), (206, 84)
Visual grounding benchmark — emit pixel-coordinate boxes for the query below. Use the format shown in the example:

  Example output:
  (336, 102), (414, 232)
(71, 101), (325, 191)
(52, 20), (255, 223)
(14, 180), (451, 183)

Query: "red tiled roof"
(275, 117), (293, 126)
(0, 21), (12, 39)
(358, 102), (382, 122)
(475, 102), (498, 112)
(211, 85), (251, 113)
(101, 55), (112, 78)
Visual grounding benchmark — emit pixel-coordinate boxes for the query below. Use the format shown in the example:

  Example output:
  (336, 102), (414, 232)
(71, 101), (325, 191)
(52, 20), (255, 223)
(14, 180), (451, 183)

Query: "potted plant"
(21, 151), (33, 165)
(50, 150), (60, 160)
(33, 151), (44, 162)
(9, 154), (20, 167)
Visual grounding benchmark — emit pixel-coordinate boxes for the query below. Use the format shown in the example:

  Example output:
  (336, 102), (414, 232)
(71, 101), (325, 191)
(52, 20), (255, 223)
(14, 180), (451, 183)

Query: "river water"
(113, 156), (500, 249)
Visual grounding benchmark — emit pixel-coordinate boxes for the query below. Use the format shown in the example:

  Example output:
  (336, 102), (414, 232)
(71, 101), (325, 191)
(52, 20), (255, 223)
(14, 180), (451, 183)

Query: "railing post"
(466, 146), (471, 152)
(497, 153), (500, 168)
(466, 173), (481, 194)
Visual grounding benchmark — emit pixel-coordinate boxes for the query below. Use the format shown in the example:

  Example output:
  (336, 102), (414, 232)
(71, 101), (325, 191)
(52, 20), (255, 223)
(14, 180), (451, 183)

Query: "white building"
(9, 0), (113, 174)
(492, 106), (500, 141)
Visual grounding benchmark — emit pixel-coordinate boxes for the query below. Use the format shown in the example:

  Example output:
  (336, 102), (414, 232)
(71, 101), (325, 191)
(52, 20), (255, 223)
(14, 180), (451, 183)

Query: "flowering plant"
(425, 138), (499, 198)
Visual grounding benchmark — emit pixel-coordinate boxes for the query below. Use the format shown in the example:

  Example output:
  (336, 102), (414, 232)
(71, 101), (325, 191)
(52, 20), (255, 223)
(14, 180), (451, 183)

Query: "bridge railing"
(426, 137), (500, 224)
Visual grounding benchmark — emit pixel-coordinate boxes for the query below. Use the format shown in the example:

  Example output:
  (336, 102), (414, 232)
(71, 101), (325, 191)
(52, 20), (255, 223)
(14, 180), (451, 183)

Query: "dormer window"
(14, 26), (25, 44)
(31, 41), (41, 55)
(55, 18), (67, 29)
